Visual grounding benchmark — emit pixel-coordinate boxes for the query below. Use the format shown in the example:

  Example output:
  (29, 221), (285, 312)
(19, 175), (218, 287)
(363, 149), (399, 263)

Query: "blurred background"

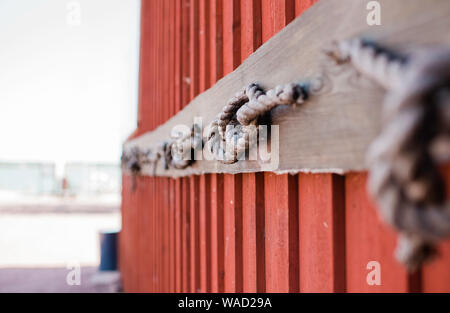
(0, 0), (140, 292)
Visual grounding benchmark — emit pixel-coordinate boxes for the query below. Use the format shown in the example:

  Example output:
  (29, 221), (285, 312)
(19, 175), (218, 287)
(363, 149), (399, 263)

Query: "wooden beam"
(125, 0), (450, 177)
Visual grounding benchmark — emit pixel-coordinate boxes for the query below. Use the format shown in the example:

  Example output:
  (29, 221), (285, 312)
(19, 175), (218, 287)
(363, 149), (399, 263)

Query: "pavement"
(0, 194), (121, 293)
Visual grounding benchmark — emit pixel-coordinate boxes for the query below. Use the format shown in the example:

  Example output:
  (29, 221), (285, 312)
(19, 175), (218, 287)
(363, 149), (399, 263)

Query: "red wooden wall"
(120, 0), (450, 293)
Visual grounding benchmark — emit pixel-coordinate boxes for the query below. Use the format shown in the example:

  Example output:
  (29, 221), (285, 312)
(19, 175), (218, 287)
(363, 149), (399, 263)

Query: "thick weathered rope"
(206, 82), (309, 164)
(325, 38), (409, 90)
(328, 38), (450, 270)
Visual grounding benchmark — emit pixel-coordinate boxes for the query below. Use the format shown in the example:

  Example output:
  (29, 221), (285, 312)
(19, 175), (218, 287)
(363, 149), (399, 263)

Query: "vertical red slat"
(345, 173), (413, 292)
(150, 178), (155, 292)
(137, 177), (147, 292)
(223, 0), (241, 74)
(137, 0), (149, 132)
(240, 0), (264, 293)
(222, 0), (243, 294)
(210, 174), (225, 292)
(152, 0), (160, 291)
(188, 0), (201, 293)
(120, 174), (129, 291)
(160, 2), (167, 293)
(190, 175), (201, 292)
(261, 0), (295, 43)
(156, 0), (161, 129)
(209, 0), (225, 293)
(199, 0), (211, 91)
(210, 0), (223, 85)
(181, 0), (191, 109)
(261, 0), (299, 294)
(174, 0), (183, 293)
(128, 176), (139, 292)
(241, 0), (262, 61)
(298, 173), (346, 292)
(181, 177), (191, 292)
(242, 173), (266, 292)
(199, 1), (212, 292)
(152, 178), (157, 292)
(199, 175), (212, 292)
(164, 178), (170, 292)
(190, 0), (200, 99)
(223, 174), (243, 292)
(175, 178), (182, 292)
(175, 0), (182, 114)
(180, 0), (191, 293)
(264, 173), (299, 292)
(422, 241), (450, 292)
(155, 178), (160, 292)
(168, 0), (176, 292)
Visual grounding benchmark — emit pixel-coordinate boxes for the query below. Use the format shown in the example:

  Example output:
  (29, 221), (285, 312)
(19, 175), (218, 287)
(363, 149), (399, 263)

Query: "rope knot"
(207, 82), (310, 164)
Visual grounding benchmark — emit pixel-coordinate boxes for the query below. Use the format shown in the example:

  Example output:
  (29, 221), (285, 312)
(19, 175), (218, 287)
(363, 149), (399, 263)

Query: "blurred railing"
(0, 162), (120, 197)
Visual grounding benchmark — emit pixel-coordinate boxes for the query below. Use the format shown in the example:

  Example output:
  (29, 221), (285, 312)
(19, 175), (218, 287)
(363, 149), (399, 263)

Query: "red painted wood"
(190, 176), (201, 292)
(199, 175), (211, 292)
(164, 178), (171, 292)
(345, 173), (412, 292)
(168, 1), (176, 292)
(240, 0), (264, 294)
(295, 0), (318, 16)
(422, 240), (450, 292)
(223, 174), (243, 292)
(155, 178), (161, 292)
(137, 177), (149, 292)
(181, 0), (191, 109)
(199, 1), (212, 292)
(210, 174), (225, 292)
(210, 0), (223, 84)
(137, 0), (149, 132)
(175, 178), (182, 292)
(208, 0), (224, 294)
(261, 0), (299, 294)
(199, 0), (211, 91)
(222, 0), (243, 294)
(264, 173), (299, 292)
(119, 174), (129, 291)
(180, 0), (192, 293)
(190, 0), (200, 100)
(150, 178), (156, 292)
(298, 173), (346, 292)
(223, 0), (241, 74)
(261, 0), (295, 43)
(241, 0), (261, 61)
(124, 175), (139, 292)
(181, 177), (191, 292)
(169, 178), (175, 292)
(242, 173), (266, 292)
(175, 0), (182, 113)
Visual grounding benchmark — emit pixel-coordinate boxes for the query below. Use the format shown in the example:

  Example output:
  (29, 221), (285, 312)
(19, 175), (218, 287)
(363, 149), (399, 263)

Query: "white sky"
(0, 0), (140, 166)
